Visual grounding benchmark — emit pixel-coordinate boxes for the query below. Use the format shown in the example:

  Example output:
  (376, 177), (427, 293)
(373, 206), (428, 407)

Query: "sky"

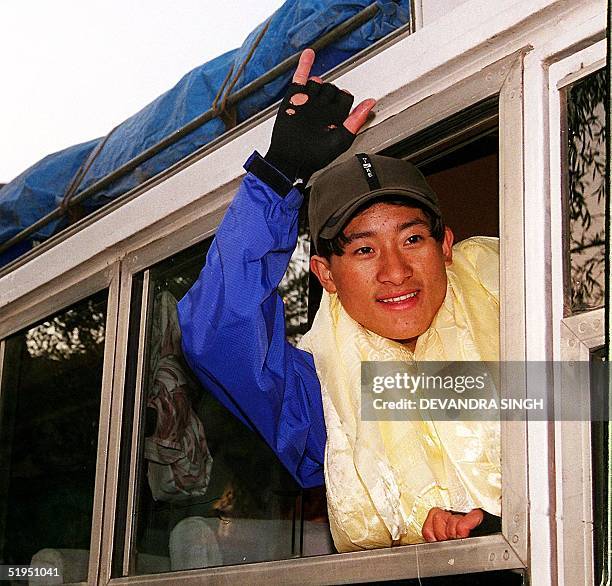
(0, 0), (285, 184)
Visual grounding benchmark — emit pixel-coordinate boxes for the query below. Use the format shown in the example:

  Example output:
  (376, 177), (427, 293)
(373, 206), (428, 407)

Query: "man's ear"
(310, 255), (337, 293)
(442, 227), (454, 265)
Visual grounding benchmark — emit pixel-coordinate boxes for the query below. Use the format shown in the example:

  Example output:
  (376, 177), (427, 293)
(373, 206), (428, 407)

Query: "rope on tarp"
(212, 17), (273, 130)
(60, 125), (120, 223)
(0, 2), (381, 260)
(60, 19), (273, 225)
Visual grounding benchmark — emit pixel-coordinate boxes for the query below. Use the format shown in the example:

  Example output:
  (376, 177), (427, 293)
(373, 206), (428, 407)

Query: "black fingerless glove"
(469, 510), (501, 537)
(264, 81), (356, 184)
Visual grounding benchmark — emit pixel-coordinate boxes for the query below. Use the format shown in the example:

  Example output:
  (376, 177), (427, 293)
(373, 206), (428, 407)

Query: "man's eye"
(405, 235), (424, 245)
(354, 246), (374, 255)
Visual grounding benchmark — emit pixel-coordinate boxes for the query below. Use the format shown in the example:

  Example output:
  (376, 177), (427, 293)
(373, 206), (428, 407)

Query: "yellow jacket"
(299, 237), (501, 551)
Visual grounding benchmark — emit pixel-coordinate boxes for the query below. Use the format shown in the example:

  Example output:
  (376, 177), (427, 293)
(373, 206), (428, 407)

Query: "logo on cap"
(356, 153), (381, 190)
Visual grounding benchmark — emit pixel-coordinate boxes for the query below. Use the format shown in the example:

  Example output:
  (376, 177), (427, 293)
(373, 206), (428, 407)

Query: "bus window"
(113, 231), (332, 577)
(0, 290), (108, 582)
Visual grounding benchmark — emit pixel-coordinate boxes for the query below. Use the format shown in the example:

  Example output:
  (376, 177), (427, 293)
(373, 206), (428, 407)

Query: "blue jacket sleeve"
(177, 152), (326, 488)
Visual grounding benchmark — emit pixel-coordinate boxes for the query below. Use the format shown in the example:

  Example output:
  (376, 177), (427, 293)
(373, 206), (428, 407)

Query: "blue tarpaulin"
(0, 0), (409, 267)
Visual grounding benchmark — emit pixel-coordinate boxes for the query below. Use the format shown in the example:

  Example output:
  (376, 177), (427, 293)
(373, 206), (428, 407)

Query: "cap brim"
(317, 187), (442, 240)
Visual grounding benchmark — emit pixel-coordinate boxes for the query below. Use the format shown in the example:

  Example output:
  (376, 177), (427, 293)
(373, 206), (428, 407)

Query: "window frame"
(0, 260), (121, 586)
(100, 49), (530, 584)
(547, 39), (607, 586)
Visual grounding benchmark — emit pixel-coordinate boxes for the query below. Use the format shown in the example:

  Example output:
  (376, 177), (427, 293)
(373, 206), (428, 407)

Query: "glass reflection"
(130, 235), (331, 576)
(279, 226), (310, 346)
(0, 291), (107, 582)
(566, 68), (606, 313)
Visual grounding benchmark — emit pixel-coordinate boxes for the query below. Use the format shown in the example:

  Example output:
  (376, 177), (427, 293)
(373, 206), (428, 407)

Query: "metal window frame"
(0, 258), (120, 586)
(97, 264), (142, 585)
(97, 49), (529, 585)
(121, 270), (150, 577)
(547, 39), (607, 586)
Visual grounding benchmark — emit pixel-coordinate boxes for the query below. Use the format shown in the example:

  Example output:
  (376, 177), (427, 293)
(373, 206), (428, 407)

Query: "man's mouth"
(377, 290), (419, 304)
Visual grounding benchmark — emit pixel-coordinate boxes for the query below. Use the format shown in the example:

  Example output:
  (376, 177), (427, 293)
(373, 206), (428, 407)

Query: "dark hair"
(315, 197), (445, 259)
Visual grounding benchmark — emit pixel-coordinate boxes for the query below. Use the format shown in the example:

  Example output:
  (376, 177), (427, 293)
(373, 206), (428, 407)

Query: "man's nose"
(377, 249), (412, 285)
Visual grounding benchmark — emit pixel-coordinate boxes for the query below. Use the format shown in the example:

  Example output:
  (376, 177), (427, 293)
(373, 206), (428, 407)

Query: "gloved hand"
(265, 49), (376, 184)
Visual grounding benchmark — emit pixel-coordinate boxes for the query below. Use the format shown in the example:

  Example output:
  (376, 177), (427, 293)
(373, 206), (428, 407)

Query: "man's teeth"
(380, 292), (417, 303)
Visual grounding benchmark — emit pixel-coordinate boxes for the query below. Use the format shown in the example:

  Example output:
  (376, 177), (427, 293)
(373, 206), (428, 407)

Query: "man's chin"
(392, 335), (419, 352)
(369, 326), (424, 350)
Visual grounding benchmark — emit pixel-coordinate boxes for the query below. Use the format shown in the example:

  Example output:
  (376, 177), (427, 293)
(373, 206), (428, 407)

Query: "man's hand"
(422, 508), (485, 542)
(265, 48), (376, 183)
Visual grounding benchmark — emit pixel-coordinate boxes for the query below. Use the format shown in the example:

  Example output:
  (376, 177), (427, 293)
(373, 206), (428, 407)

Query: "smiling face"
(310, 202), (454, 351)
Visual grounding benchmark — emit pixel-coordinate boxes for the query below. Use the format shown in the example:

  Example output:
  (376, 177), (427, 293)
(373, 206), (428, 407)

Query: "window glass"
(0, 291), (107, 581)
(125, 234), (333, 577)
(279, 215), (310, 346)
(565, 68), (607, 313)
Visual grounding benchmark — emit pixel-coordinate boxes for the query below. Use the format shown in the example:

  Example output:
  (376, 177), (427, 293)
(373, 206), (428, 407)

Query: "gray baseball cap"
(309, 153), (440, 250)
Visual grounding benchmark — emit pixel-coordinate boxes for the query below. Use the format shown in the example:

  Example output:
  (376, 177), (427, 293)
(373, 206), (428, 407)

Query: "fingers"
(422, 509), (436, 542)
(432, 510), (451, 541)
(456, 509), (484, 538)
(446, 514), (461, 539)
(343, 98), (376, 134)
(292, 48), (315, 85)
(289, 47), (376, 134)
(422, 507), (446, 542)
(422, 508), (484, 542)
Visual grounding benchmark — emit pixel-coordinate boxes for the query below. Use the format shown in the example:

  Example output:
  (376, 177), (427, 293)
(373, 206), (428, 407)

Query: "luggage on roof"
(0, 0), (409, 268)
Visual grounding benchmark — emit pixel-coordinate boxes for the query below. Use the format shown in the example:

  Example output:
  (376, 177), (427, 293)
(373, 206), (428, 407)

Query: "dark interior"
(420, 132), (498, 243)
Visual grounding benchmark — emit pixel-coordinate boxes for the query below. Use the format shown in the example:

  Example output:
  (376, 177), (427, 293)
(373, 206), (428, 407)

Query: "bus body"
(0, 1), (607, 584)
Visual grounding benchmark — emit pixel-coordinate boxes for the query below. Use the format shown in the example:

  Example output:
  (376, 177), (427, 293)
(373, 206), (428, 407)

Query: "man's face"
(311, 202), (454, 350)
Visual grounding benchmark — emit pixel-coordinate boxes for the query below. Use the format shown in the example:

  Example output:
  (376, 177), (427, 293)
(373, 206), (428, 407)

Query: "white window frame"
(547, 39), (607, 586)
(99, 49), (530, 586)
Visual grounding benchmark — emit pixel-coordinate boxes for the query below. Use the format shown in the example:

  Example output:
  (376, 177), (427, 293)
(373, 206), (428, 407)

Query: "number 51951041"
(1, 565), (61, 579)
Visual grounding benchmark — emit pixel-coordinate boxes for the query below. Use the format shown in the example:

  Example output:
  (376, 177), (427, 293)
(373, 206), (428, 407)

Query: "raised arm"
(177, 50), (375, 488)
(178, 156), (326, 487)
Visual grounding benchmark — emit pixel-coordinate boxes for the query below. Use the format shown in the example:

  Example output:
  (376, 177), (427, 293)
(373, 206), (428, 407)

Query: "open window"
(384, 96), (499, 241)
(97, 47), (530, 584)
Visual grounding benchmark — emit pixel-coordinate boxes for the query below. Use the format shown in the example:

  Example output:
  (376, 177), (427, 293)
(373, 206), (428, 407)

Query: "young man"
(177, 49), (500, 552)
